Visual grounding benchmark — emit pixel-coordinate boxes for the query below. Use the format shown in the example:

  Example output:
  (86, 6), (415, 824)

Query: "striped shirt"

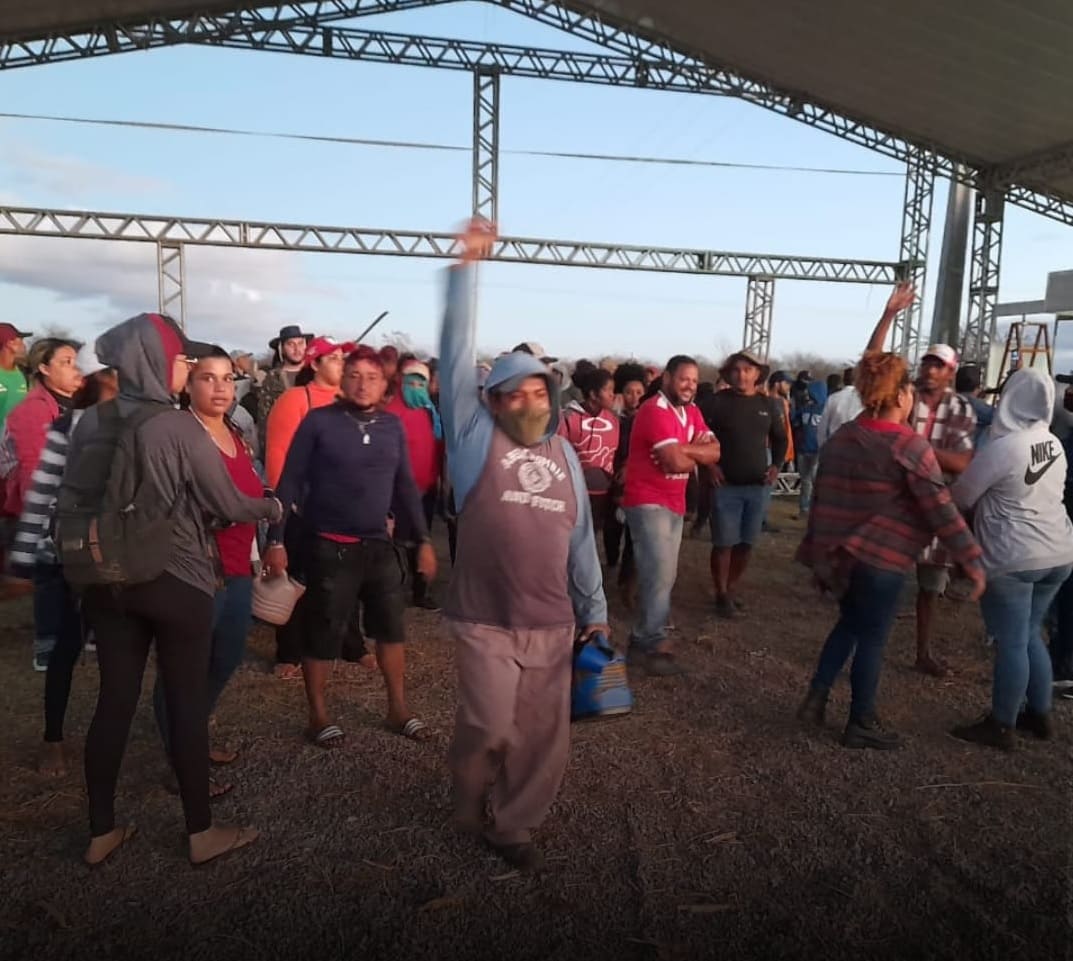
(10, 409), (81, 572)
(797, 418), (981, 595)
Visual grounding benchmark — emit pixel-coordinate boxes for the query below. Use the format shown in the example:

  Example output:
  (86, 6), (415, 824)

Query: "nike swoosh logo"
(1025, 455), (1060, 485)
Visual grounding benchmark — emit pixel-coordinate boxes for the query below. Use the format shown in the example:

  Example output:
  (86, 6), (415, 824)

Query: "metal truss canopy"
(3, 1), (1073, 228)
(0, 206), (899, 283)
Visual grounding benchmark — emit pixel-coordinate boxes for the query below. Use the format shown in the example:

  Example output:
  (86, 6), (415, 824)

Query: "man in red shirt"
(623, 355), (720, 675)
(386, 358), (445, 609)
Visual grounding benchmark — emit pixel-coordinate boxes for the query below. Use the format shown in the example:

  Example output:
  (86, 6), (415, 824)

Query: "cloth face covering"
(402, 374), (443, 440)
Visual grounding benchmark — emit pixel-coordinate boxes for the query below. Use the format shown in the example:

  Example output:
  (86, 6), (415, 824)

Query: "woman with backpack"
(63, 313), (283, 867)
(4, 337), (84, 672)
(151, 347), (265, 798)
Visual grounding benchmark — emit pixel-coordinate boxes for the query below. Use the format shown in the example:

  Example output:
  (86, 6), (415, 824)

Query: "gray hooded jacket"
(953, 368), (1073, 576)
(66, 313), (279, 597)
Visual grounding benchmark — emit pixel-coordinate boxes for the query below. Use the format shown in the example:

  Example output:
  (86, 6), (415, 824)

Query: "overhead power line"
(0, 111), (903, 177)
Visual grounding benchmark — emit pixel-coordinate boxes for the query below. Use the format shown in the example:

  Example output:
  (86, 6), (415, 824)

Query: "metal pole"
(742, 276), (775, 360)
(963, 188), (1005, 366)
(929, 168), (971, 347)
(157, 240), (186, 330)
(892, 148), (935, 361)
(472, 69), (500, 222)
(355, 310), (389, 343)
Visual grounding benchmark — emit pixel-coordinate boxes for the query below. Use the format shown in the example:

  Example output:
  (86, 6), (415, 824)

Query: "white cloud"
(2, 141), (169, 200)
(0, 234), (346, 353)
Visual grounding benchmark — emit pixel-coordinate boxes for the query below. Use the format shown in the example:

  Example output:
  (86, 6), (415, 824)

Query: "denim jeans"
(811, 562), (906, 721)
(33, 562), (67, 660)
(797, 452), (819, 515)
(980, 564), (1073, 725)
(1052, 554), (1073, 681)
(153, 575), (253, 754)
(625, 505), (683, 652)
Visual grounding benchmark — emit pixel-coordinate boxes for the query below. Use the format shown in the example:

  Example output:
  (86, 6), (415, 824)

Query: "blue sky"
(1, 1), (1072, 367)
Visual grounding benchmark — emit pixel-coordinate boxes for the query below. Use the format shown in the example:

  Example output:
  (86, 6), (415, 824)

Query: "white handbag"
(251, 573), (306, 626)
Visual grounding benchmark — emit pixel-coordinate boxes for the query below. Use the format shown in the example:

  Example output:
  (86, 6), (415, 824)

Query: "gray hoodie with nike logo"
(953, 368), (1073, 576)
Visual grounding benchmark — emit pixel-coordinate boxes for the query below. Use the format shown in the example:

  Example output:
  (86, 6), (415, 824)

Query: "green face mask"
(496, 408), (551, 447)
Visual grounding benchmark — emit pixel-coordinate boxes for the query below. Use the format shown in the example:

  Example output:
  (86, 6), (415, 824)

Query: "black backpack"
(56, 399), (178, 588)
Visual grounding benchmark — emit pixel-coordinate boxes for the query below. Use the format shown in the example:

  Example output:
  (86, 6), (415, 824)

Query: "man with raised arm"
(864, 283), (977, 677)
(439, 219), (608, 873)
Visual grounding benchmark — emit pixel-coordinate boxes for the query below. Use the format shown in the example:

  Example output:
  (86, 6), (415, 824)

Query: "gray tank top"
(446, 427), (578, 628)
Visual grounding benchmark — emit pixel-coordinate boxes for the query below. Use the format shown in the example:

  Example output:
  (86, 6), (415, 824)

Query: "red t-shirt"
(557, 404), (621, 494)
(622, 392), (711, 515)
(385, 394), (443, 494)
(214, 435), (263, 578)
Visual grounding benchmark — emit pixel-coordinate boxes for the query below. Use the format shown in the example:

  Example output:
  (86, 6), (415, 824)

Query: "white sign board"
(1045, 270), (1073, 312)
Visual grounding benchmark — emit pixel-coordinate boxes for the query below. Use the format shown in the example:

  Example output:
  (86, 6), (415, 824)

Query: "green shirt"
(0, 367), (28, 428)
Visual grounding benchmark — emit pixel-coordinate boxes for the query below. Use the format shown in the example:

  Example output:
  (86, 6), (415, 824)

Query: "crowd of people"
(3, 217), (1071, 872)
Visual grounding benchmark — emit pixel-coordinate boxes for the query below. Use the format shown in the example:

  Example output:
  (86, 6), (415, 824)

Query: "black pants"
(1054, 503), (1073, 680)
(274, 518), (368, 665)
(83, 573), (214, 837)
(40, 565), (85, 743)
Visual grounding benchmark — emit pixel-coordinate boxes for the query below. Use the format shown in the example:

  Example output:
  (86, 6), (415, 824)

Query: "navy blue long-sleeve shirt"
(268, 400), (427, 544)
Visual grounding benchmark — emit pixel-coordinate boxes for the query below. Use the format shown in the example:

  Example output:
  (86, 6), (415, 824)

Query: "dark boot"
(796, 687), (828, 727)
(1015, 709), (1054, 741)
(487, 840), (545, 873)
(842, 715), (901, 750)
(951, 714), (1016, 751)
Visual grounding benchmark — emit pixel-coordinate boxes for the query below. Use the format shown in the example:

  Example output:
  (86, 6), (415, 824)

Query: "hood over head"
(993, 367), (1054, 439)
(95, 312), (212, 405)
(484, 351), (560, 436)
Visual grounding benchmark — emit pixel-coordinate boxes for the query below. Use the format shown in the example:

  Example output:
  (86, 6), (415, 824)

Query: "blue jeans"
(797, 452), (819, 515)
(153, 576), (253, 754)
(980, 565), (1072, 725)
(625, 505), (683, 652)
(33, 562), (67, 660)
(711, 484), (771, 547)
(811, 562), (906, 721)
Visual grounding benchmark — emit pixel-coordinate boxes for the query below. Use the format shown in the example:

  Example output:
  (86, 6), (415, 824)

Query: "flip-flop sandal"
(84, 824), (138, 868)
(392, 717), (431, 741)
(190, 825), (260, 867)
(209, 747), (239, 766)
(309, 724), (345, 749)
(210, 779), (234, 801)
(273, 664), (303, 681)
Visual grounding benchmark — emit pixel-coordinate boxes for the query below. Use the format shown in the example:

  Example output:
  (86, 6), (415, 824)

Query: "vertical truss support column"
(963, 188), (1005, 365)
(472, 68), (500, 222)
(892, 148), (935, 360)
(157, 240), (186, 330)
(742, 276), (775, 361)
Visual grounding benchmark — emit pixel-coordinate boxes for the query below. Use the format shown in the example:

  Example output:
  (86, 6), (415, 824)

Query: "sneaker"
(488, 840), (544, 873)
(950, 714), (1016, 751)
(644, 652), (690, 677)
(842, 716), (902, 750)
(714, 596), (736, 620)
(1015, 709), (1054, 741)
(1053, 677), (1073, 692)
(796, 688), (828, 727)
(32, 654), (48, 673)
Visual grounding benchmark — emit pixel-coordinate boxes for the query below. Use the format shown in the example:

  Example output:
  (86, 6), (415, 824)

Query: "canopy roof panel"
(2, 0), (1071, 200)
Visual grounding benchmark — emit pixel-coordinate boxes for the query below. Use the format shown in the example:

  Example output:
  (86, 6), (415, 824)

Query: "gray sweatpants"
(447, 618), (574, 846)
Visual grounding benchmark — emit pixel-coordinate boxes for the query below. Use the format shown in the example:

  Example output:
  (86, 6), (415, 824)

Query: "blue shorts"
(711, 484), (771, 548)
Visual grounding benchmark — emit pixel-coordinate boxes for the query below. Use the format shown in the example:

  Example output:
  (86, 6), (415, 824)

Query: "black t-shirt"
(698, 391), (787, 486)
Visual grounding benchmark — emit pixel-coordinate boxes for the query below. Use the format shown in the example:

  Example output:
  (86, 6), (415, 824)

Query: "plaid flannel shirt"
(908, 388), (976, 568)
(796, 420), (981, 595)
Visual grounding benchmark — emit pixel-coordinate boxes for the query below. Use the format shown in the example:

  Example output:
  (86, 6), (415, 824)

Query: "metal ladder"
(992, 321), (1052, 398)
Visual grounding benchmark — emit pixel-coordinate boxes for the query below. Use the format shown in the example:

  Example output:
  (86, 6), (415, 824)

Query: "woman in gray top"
(951, 368), (1073, 750)
(69, 313), (282, 867)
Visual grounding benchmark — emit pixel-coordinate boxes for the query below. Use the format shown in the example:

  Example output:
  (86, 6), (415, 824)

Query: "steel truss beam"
(2, 0), (1072, 228)
(742, 276), (775, 360)
(157, 241), (186, 329)
(963, 189), (1005, 365)
(891, 149), (935, 360)
(0, 206), (899, 282)
(0, 0), (456, 69)
(472, 69), (500, 222)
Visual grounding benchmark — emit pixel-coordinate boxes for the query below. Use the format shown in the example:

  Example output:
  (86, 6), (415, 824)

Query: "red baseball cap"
(0, 323), (32, 347)
(303, 336), (355, 366)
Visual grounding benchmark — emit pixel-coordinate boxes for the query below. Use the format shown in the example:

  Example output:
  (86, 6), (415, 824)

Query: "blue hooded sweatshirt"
(438, 265), (607, 629)
(793, 381), (828, 456)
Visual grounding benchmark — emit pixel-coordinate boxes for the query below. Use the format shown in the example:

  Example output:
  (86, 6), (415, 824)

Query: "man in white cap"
(866, 286), (976, 677)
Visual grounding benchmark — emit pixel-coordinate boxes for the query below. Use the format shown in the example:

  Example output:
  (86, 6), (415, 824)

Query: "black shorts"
(301, 538), (408, 660)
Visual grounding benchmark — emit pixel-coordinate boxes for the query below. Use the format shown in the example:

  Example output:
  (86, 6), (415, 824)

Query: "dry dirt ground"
(1, 499), (1071, 961)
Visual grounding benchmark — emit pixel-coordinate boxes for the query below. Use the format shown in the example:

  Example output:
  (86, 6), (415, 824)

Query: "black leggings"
(39, 565), (85, 743)
(83, 573), (214, 837)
